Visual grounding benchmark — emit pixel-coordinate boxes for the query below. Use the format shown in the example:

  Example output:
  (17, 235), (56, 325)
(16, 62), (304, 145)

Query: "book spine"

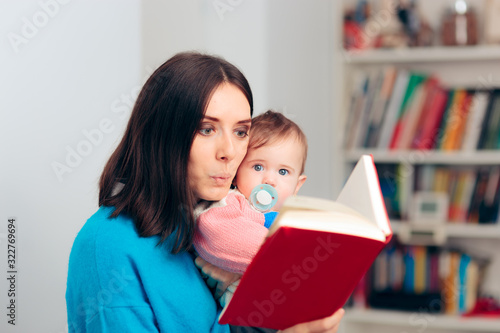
(377, 70), (410, 149)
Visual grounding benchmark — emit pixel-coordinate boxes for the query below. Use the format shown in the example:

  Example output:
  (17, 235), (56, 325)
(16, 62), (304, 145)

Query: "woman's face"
(188, 83), (252, 201)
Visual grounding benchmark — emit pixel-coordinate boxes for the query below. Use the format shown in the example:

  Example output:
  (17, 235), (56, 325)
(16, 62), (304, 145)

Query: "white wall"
(142, 0), (336, 199)
(0, 0), (337, 331)
(266, 1), (336, 199)
(141, 0), (270, 121)
(0, 1), (141, 331)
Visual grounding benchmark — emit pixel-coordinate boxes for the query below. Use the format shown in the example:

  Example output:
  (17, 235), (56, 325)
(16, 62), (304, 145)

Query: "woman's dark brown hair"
(99, 51), (253, 253)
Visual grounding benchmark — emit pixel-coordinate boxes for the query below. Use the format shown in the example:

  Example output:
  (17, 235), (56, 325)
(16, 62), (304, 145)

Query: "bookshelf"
(342, 45), (500, 64)
(390, 221), (500, 239)
(344, 309), (500, 332)
(335, 1), (500, 333)
(344, 150), (500, 165)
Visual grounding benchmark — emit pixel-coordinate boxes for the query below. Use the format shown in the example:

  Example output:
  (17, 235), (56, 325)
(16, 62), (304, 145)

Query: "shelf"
(344, 150), (500, 165)
(391, 221), (500, 239)
(341, 45), (500, 64)
(345, 309), (500, 332)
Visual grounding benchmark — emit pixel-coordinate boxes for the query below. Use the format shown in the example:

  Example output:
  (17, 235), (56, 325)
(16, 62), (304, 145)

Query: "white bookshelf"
(342, 45), (500, 64)
(344, 150), (500, 165)
(391, 221), (500, 239)
(335, 1), (500, 333)
(344, 309), (500, 332)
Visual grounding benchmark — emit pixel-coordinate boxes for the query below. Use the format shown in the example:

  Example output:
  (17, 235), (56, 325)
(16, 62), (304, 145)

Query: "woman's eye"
(253, 165), (263, 172)
(199, 128), (214, 136)
(234, 127), (249, 138)
(235, 130), (249, 138)
(279, 169), (289, 176)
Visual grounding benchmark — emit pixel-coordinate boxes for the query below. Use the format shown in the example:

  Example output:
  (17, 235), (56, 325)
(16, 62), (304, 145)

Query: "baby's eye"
(199, 128), (214, 136)
(253, 165), (263, 172)
(278, 169), (289, 176)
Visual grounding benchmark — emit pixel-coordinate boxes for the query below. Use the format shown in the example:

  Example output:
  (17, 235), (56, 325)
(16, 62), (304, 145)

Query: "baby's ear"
(294, 174), (307, 195)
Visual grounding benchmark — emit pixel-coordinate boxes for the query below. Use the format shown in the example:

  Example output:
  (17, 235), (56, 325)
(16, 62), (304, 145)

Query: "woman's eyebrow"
(203, 116), (252, 124)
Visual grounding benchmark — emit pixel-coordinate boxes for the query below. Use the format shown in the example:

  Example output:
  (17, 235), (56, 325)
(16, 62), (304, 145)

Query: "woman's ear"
(293, 175), (307, 195)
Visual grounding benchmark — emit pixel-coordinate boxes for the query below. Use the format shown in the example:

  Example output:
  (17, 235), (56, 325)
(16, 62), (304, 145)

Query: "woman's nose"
(216, 132), (236, 161)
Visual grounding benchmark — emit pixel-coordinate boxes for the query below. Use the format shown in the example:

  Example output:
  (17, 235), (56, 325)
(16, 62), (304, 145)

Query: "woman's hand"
(194, 256), (241, 299)
(278, 308), (345, 333)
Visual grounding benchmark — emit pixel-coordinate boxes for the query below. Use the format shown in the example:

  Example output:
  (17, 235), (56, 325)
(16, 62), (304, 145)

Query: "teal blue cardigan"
(66, 206), (228, 332)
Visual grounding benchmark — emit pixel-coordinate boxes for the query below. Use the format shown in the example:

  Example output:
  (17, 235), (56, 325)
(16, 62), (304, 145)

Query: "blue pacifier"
(249, 184), (278, 212)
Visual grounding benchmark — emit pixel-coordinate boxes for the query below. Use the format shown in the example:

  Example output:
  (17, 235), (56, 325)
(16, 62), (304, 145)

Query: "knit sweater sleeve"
(194, 192), (268, 274)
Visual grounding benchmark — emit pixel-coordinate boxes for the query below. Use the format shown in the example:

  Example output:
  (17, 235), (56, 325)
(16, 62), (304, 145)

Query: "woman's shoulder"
(71, 206), (160, 263)
(76, 206), (138, 243)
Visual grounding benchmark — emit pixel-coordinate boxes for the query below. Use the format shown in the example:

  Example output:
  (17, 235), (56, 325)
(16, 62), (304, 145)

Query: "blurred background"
(1, 0), (500, 332)
(0, 1), (338, 332)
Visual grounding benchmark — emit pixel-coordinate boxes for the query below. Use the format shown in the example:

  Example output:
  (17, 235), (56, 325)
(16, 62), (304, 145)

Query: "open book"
(218, 155), (392, 329)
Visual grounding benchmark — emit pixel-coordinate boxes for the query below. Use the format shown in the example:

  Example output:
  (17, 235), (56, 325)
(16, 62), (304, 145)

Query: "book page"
(336, 155), (392, 237)
(271, 209), (386, 242)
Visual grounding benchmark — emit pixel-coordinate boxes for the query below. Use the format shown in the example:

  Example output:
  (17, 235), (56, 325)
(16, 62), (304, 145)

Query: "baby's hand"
(194, 256), (242, 299)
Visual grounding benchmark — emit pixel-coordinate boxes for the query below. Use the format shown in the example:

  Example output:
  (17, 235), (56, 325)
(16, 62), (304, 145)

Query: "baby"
(193, 110), (308, 276)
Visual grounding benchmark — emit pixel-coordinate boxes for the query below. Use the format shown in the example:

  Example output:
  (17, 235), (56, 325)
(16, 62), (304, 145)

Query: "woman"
(66, 51), (344, 332)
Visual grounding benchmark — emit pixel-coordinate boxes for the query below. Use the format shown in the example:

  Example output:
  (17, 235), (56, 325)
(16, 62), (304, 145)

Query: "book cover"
(439, 89), (466, 150)
(218, 155), (392, 329)
(344, 71), (369, 150)
(483, 93), (500, 149)
(451, 91), (474, 150)
(443, 90), (474, 150)
(412, 87), (449, 150)
(461, 92), (490, 151)
(456, 169), (477, 222)
(404, 77), (439, 149)
(389, 73), (427, 149)
(377, 69), (410, 149)
(393, 83), (425, 150)
(476, 90), (499, 149)
(435, 90), (457, 150)
(351, 70), (383, 149)
(467, 167), (490, 223)
(364, 66), (398, 148)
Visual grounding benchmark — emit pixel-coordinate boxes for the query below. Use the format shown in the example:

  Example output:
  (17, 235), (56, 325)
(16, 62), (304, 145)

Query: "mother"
(66, 52), (344, 332)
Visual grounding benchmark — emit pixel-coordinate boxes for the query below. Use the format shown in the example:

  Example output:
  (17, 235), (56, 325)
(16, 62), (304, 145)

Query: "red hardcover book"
(218, 155), (393, 329)
(412, 87), (449, 150)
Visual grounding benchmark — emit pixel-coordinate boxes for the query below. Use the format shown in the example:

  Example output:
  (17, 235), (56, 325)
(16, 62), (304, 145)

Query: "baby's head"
(235, 110), (308, 211)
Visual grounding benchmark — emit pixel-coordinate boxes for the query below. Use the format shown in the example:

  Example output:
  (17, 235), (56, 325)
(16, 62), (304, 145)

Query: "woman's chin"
(199, 189), (229, 202)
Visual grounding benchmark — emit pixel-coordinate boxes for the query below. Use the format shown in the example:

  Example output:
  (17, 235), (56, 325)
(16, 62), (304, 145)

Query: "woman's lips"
(211, 174), (232, 186)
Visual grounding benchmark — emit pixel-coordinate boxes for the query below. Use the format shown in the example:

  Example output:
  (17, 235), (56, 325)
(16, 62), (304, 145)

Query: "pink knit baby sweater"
(193, 190), (268, 274)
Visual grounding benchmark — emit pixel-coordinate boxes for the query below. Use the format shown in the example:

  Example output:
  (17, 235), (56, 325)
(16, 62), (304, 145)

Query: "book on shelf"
(401, 76), (438, 150)
(364, 66), (398, 148)
(343, 71), (370, 150)
(478, 90), (500, 149)
(412, 86), (449, 150)
(218, 155), (393, 329)
(461, 91), (490, 151)
(370, 242), (486, 315)
(376, 163), (402, 220)
(378, 164), (500, 224)
(388, 72), (428, 150)
(344, 67), (500, 151)
(376, 69), (410, 149)
(350, 70), (381, 149)
(439, 90), (474, 151)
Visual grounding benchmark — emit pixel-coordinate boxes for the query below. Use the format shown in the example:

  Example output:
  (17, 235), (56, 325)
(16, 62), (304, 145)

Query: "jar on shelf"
(441, 0), (478, 46)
